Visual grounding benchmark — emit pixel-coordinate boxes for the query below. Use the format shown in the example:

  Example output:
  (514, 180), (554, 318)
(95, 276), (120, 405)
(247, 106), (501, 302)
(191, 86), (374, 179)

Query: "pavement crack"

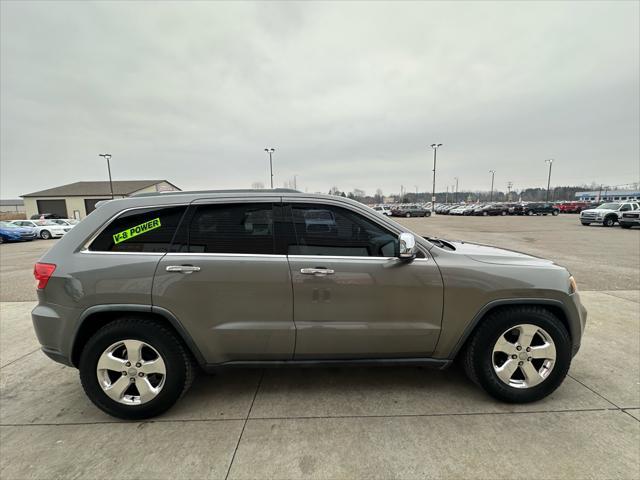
(568, 374), (621, 409)
(0, 347), (41, 370)
(224, 369), (264, 480)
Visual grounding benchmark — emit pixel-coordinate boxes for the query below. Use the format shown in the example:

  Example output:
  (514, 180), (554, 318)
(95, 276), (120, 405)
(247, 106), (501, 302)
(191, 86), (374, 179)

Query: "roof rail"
(131, 188), (300, 198)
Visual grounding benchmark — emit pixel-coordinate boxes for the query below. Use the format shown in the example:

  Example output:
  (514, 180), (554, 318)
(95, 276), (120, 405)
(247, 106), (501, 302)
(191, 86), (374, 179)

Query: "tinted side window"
(90, 206), (187, 252)
(186, 203), (274, 254)
(287, 204), (398, 257)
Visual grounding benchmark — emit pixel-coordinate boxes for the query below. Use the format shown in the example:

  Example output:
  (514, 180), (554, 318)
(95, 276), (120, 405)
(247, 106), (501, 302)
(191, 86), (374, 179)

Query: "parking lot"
(1, 214), (638, 479)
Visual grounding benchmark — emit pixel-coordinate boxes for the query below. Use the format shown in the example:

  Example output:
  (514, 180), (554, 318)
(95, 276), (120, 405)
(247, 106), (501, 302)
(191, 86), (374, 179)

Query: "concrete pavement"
(1, 290), (638, 479)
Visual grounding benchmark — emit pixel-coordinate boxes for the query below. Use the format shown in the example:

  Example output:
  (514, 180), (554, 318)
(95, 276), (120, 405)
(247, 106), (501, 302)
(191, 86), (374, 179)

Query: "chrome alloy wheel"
(492, 324), (556, 389)
(96, 340), (166, 405)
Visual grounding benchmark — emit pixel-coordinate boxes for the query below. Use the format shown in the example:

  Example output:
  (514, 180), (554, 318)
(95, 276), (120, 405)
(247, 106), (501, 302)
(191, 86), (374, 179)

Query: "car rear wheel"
(620, 224), (631, 229)
(405, 212), (411, 217)
(501, 211), (507, 216)
(552, 210), (559, 216)
(581, 222), (591, 226)
(462, 306), (571, 403)
(79, 317), (195, 419)
(526, 210), (534, 216)
(40, 230), (51, 240)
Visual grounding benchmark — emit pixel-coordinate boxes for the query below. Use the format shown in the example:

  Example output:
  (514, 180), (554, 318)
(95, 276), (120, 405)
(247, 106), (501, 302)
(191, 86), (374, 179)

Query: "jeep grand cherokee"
(31, 190), (587, 419)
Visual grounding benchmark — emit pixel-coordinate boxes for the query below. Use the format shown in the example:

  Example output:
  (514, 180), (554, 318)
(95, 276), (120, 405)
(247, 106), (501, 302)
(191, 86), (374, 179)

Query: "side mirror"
(398, 232), (417, 259)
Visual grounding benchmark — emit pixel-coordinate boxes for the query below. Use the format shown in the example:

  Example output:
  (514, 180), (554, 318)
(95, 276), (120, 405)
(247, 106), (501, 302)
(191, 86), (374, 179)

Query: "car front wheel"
(581, 222), (591, 226)
(40, 230), (51, 240)
(603, 216), (616, 227)
(526, 210), (534, 216)
(79, 317), (195, 419)
(462, 306), (571, 403)
(552, 210), (559, 216)
(405, 213), (411, 217)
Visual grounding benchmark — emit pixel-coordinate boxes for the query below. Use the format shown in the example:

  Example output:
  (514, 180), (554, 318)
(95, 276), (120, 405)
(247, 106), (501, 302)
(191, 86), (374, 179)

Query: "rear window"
(89, 206), (187, 252)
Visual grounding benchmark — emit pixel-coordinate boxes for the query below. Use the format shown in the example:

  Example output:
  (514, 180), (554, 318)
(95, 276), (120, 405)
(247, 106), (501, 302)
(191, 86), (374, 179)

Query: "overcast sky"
(1, 1), (638, 198)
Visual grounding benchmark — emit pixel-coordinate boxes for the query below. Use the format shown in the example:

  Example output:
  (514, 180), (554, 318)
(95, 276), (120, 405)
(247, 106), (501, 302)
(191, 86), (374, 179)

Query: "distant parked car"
(391, 205), (430, 217)
(619, 211), (640, 229)
(580, 202), (640, 227)
(303, 209), (337, 233)
(372, 205), (392, 216)
(508, 203), (527, 215)
(30, 213), (64, 220)
(476, 204), (508, 216)
(557, 202), (589, 214)
(50, 219), (80, 228)
(10, 219), (68, 239)
(523, 203), (560, 216)
(0, 221), (38, 243)
(448, 205), (465, 215)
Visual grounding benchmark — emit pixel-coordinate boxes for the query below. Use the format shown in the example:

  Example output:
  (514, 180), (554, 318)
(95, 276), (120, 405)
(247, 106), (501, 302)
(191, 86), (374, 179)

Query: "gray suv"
(32, 190), (587, 419)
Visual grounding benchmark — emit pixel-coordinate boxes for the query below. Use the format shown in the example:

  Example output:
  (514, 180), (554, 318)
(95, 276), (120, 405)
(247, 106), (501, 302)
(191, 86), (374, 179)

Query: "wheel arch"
(448, 299), (574, 361)
(70, 304), (205, 368)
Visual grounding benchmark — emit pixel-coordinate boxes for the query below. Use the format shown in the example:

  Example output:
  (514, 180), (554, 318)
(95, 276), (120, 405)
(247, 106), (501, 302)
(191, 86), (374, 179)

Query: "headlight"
(568, 276), (578, 294)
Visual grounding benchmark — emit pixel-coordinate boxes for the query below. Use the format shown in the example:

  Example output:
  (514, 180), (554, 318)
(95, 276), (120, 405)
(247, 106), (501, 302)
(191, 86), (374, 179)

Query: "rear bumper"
(31, 301), (81, 367)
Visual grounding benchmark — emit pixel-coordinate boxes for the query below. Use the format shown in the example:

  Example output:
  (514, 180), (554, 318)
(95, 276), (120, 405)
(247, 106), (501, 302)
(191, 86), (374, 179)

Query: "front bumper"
(569, 291), (588, 357)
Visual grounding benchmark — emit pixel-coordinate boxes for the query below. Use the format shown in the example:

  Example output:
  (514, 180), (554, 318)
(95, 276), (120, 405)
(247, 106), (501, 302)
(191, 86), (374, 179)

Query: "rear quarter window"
(89, 206), (187, 252)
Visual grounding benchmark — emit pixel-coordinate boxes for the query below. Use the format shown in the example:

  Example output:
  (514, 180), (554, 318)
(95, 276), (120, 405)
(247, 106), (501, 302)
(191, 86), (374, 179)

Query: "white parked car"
(372, 205), (392, 216)
(10, 220), (69, 239)
(449, 206), (467, 215)
(579, 202), (640, 227)
(50, 219), (79, 228)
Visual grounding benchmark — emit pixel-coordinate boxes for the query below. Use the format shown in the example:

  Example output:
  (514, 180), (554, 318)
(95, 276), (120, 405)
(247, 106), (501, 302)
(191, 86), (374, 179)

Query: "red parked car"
(557, 202), (589, 213)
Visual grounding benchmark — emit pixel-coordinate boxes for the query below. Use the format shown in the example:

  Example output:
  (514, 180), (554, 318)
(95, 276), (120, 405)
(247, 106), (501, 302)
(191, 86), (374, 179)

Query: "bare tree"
(251, 182), (265, 189)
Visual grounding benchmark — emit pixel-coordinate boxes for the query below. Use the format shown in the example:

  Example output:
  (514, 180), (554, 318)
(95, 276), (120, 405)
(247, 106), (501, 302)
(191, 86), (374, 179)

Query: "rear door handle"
(166, 265), (201, 274)
(300, 267), (335, 276)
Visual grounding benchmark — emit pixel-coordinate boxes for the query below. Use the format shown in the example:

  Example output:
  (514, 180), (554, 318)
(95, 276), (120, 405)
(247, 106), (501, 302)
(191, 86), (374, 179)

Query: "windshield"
(0, 221), (18, 228)
(597, 203), (620, 210)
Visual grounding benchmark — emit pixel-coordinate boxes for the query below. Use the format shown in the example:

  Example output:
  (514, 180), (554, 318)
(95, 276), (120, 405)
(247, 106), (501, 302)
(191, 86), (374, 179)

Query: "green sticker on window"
(113, 218), (162, 244)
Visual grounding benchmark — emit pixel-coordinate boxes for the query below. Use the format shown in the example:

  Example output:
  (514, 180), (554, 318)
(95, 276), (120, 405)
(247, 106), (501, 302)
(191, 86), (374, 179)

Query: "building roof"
(576, 190), (640, 196)
(22, 180), (179, 198)
(0, 199), (24, 206)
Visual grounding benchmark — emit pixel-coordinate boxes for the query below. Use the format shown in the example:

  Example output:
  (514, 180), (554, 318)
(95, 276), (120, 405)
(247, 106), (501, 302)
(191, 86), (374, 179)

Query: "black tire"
(581, 222), (591, 226)
(603, 216), (616, 227)
(462, 306), (571, 403)
(79, 317), (196, 420)
(526, 210), (534, 216)
(501, 211), (507, 216)
(620, 224), (631, 229)
(483, 211), (488, 216)
(552, 210), (559, 216)
(40, 230), (51, 240)
(406, 212), (411, 218)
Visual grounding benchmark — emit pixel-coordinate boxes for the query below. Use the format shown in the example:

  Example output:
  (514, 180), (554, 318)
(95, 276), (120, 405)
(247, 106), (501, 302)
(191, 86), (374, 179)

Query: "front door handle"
(300, 267), (335, 276)
(166, 265), (201, 274)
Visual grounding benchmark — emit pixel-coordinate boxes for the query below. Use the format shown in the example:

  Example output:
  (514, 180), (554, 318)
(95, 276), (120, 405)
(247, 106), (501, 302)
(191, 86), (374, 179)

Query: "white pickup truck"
(579, 202), (640, 227)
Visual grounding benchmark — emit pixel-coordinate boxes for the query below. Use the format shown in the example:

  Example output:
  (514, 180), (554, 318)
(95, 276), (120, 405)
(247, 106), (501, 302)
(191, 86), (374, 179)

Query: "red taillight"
(34, 263), (56, 289)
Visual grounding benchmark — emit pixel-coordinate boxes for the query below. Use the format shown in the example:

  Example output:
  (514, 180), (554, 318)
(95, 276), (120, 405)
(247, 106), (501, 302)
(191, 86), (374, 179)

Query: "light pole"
(489, 170), (496, 202)
(98, 154), (114, 199)
(507, 181), (513, 201)
(545, 159), (554, 202)
(429, 143), (443, 213)
(454, 177), (459, 203)
(264, 148), (275, 188)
